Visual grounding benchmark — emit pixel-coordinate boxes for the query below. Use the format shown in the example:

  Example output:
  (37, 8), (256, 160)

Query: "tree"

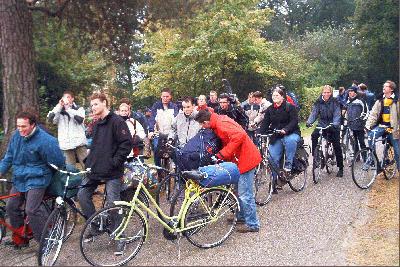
(137, 0), (307, 100)
(0, 0), (38, 153)
(352, 0), (399, 90)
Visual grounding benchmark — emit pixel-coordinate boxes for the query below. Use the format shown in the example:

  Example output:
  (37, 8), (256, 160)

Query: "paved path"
(1, 138), (374, 266)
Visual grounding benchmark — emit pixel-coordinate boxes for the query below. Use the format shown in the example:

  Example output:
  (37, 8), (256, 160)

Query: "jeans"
(311, 128), (344, 169)
(235, 168), (260, 230)
(352, 129), (366, 154)
(368, 127), (400, 170)
(151, 137), (161, 167)
(78, 178), (122, 220)
(269, 133), (301, 171)
(6, 187), (47, 242)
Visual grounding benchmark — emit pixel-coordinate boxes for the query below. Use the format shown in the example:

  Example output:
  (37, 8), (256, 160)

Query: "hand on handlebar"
(306, 123), (312, 128)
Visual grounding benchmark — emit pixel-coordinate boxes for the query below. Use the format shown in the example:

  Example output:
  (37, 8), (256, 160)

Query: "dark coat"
(215, 105), (248, 130)
(346, 95), (368, 131)
(85, 112), (133, 180)
(260, 102), (301, 144)
(307, 95), (341, 128)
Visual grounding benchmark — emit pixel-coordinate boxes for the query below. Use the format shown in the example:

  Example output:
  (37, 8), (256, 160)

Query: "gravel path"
(0, 138), (371, 266)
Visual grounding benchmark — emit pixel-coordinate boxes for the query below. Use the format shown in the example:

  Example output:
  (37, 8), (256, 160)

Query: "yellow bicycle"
(79, 157), (240, 266)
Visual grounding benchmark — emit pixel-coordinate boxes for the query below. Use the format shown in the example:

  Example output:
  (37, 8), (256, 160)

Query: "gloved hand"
(306, 123), (312, 128)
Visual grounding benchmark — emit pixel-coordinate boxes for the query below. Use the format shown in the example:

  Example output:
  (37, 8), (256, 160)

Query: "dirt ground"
(346, 173), (399, 266)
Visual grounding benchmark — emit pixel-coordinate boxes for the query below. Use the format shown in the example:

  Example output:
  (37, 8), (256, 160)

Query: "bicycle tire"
(169, 186), (186, 216)
(63, 201), (77, 241)
(254, 161), (273, 206)
(312, 145), (324, 184)
(351, 148), (378, 189)
(288, 160), (307, 192)
(184, 188), (238, 249)
(325, 143), (334, 174)
(382, 145), (397, 180)
(80, 205), (146, 266)
(38, 208), (66, 266)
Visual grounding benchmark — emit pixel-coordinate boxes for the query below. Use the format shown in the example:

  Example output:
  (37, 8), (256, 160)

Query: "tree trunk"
(0, 0), (38, 156)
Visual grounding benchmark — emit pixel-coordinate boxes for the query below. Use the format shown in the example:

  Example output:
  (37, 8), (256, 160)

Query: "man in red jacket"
(194, 109), (261, 233)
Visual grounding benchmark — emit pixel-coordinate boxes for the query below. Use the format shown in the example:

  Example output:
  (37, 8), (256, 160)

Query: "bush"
(299, 86), (321, 121)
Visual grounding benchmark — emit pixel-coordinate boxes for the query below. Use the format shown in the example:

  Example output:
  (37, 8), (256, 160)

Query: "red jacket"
(210, 113), (261, 174)
(196, 105), (214, 113)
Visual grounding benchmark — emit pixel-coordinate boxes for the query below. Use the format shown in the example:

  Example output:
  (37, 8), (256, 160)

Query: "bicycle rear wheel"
(352, 148), (378, 189)
(156, 173), (183, 214)
(38, 208), (66, 266)
(184, 188), (238, 249)
(344, 135), (355, 167)
(325, 143), (335, 174)
(382, 145), (397, 180)
(312, 146), (324, 184)
(80, 205), (146, 266)
(254, 162), (273, 206)
(288, 160), (307, 192)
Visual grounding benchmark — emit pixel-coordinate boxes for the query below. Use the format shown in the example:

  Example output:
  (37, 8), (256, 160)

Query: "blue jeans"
(368, 127), (400, 170)
(269, 133), (301, 171)
(235, 168), (260, 230)
(151, 137), (161, 167)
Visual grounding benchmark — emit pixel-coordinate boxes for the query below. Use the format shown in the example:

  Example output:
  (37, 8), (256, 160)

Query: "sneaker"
(336, 168), (344, 177)
(227, 217), (245, 224)
(236, 225), (259, 233)
(114, 240), (126, 256)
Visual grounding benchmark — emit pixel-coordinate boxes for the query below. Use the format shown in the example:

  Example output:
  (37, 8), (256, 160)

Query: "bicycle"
(38, 161), (151, 266)
(351, 129), (398, 189)
(79, 158), (239, 266)
(253, 130), (308, 206)
(311, 124), (336, 184)
(0, 179), (54, 249)
(340, 120), (356, 167)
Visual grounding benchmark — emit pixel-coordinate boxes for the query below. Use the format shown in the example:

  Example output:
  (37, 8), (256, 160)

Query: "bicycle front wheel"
(184, 188), (238, 249)
(254, 162), (273, 206)
(352, 148), (377, 189)
(64, 201), (77, 241)
(80, 205), (146, 266)
(312, 146), (324, 184)
(383, 145), (397, 180)
(38, 208), (66, 266)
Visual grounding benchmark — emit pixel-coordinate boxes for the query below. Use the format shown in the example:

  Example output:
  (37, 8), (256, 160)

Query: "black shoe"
(336, 168), (344, 177)
(114, 240), (126, 256)
(227, 217), (245, 224)
(4, 240), (29, 249)
(236, 225), (260, 233)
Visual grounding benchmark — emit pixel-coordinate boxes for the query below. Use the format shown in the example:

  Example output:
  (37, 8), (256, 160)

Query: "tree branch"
(27, 0), (71, 17)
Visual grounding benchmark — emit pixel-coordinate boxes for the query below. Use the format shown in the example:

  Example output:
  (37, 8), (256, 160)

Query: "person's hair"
(338, 87), (345, 93)
(352, 80), (359, 86)
(90, 92), (108, 106)
(209, 90), (217, 95)
(161, 87), (173, 95)
(272, 88), (286, 99)
(16, 109), (38, 125)
(358, 83), (367, 91)
(384, 80), (397, 91)
(194, 109), (212, 123)
(119, 103), (130, 110)
(252, 91), (263, 98)
(275, 84), (286, 92)
(181, 96), (195, 105)
(119, 97), (131, 106)
(63, 90), (74, 98)
(198, 94), (206, 100)
(219, 93), (229, 101)
(322, 85), (333, 93)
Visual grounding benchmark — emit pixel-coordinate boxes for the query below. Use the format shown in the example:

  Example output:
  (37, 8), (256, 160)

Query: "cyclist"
(0, 110), (65, 247)
(215, 93), (249, 130)
(345, 86), (368, 156)
(306, 85), (344, 177)
(365, 80), (400, 173)
(169, 96), (200, 148)
(194, 109), (261, 233)
(259, 87), (301, 190)
(148, 88), (179, 167)
(196, 94), (214, 112)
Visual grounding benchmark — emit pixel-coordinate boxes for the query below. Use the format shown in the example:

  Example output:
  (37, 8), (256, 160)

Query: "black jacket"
(260, 102), (301, 144)
(307, 96), (341, 128)
(85, 112), (133, 180)
(215, 105), (249, 130)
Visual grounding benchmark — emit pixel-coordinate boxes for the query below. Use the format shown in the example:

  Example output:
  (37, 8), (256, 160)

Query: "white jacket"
(47, 103), (87, 150)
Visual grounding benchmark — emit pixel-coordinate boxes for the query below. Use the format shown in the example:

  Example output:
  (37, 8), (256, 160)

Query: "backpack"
(287, 91), (301, 110)
(176, 129), (222, 171)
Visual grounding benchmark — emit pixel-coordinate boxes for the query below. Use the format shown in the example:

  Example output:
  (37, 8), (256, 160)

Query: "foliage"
(289, 26), (363, 88)
(351, 0), (399, 90)
(137, 0), (308, 100)
(260, 0), (356, 40)
(299, 86), (322, 121)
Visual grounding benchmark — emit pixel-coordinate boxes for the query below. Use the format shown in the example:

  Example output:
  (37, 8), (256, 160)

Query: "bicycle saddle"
(181, 170), (205, 181)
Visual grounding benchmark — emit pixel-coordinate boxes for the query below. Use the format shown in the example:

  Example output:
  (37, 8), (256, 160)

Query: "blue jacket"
(307, 95), (341, 128)
(346, 95), (368, 131)
(0, 127), (65, 192)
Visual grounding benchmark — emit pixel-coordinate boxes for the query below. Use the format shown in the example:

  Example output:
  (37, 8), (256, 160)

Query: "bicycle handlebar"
(49, 163), (91, 175)
(315, 124), (333, 131)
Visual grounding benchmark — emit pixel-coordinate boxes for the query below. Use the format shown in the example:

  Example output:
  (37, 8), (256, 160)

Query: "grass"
(299, 121), (316, 137)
